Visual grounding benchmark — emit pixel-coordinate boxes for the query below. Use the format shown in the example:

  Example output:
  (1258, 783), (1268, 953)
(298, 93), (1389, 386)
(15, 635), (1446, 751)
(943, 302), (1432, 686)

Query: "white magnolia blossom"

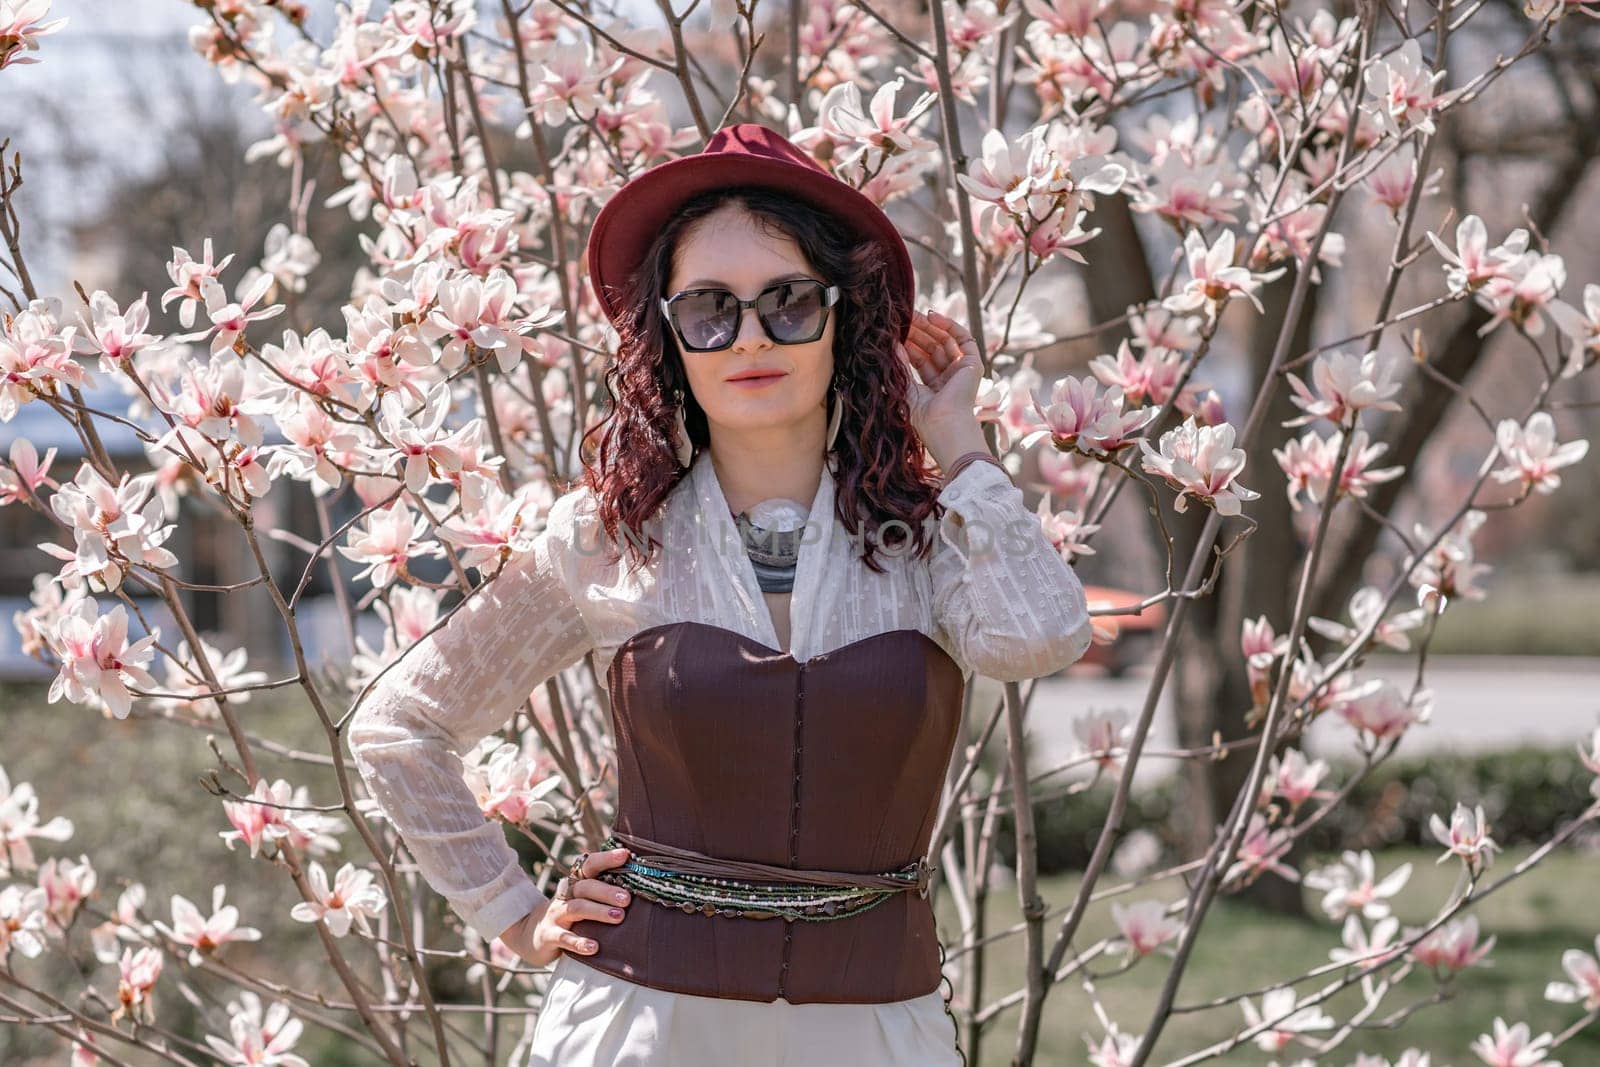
(1491, 412), (1589, 496)
(1303, 850), (1413, 921)
(1139, 416), (1261, 516)
(289, 861), (386, 937)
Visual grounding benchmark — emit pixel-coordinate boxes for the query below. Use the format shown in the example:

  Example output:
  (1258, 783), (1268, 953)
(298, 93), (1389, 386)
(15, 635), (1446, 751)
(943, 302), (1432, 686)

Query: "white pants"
(519, 951), (963, 1065)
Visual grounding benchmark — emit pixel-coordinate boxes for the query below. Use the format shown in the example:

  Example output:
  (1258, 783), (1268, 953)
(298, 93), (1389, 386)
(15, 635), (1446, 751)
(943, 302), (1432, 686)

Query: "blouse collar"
(687, 449), (838, 657)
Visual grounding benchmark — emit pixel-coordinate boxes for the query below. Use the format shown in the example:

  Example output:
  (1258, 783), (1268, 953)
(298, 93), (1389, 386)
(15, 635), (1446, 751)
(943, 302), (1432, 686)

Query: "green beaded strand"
(594, 834), (920, 923)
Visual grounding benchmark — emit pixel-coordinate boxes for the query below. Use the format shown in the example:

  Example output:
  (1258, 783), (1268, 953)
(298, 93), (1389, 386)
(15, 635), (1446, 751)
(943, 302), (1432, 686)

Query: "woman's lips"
(726, 372), (787, 388)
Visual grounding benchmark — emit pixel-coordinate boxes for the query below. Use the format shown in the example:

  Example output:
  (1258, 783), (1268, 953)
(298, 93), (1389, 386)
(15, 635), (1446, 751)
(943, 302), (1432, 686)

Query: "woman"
(346, 124), (1093, 1065)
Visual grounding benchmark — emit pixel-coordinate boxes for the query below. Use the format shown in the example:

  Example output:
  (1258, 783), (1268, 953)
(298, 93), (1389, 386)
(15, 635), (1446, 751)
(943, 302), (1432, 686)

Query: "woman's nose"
(731, 305), (769, 350)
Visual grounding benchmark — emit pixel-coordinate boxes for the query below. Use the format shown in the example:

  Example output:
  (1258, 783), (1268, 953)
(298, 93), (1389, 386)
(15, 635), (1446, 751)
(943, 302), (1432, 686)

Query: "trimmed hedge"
(991, 744), (1597, 875)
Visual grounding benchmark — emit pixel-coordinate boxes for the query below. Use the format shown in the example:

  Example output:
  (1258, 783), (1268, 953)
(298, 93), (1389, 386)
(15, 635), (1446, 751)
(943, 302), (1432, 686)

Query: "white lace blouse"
(345, 450), (1093, 945)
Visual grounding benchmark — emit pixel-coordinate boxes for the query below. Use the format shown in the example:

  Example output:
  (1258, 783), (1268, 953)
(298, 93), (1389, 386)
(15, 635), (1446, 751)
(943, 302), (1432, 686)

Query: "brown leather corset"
(564, 619), (966, 1004)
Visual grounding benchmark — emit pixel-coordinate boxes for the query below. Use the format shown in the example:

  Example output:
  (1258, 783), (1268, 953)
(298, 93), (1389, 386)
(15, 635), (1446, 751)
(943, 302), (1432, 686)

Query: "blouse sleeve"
(928, 459), (1094, 682)
(345, 488), (595, 944)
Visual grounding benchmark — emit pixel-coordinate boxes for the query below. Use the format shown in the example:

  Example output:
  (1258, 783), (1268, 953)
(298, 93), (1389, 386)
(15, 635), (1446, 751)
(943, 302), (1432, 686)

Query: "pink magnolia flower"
(43, 462), (181, 592)
(1474, 251), (1566, 338)
(1139, 416), (1261, 516)
(73, 291), (159, 368)
(154, 885), (262, 966)
(1339, 681), (1432, 744)
(1426, 215), (1529, 295)
(972, 368), (1046, 454)
(1286, 349), (1404, 428)
(1491, 412), (1589, 496)
(1406, 509), (1492, 610)
(526, 36), (621, 125)
(1164, 229), (1281, 319)
(0, 763), (75, 877)
(262, 397), (363, 496)
(290, 861), (386, 937)
(89, 882), (153, 964)
(1304, 850), (1412, 921)
(259, 223), (320, 296)
(1240, 986), (1333, 1053)
(1224, 812), (1298, 888)
(1429, 802), (1500, 873)
(1242, 615), (1288, 708)
(336, 499), (445, 589)
(1038, 499), (1100, 563)
(1024, 0), (1110, 38)
(421, 270), (548, 372)
(959, 125), (1057, 216)
(220, 778), (342, 860)
(112, 944), (164, 1025)
(387, 0), (475, 54)
(1309, 586), (1427, 653)
(0, 0), (66, 69)
(203, 990), (310, 1067)
(0, 436), (58, 505)
(162, 239), (238, 329)
(1, 297), (90, 418)
(942, 0), (1020, 55)
(1133, 154), (1241, 228)
(1544, 934), (1600, 1011)
(436, 482), (547, 572)
(1024, 376), (1158, 458)
(809, 77), (939, 177)
(1084, 1020), (1141, 1067)
(376, 384), (463, 494)
(0, 884), (50, 965)
(1073, 709), (1130, 770)
(1469, 1018), (1561, 1067)
(1363, 39), (1448, 135)
(1274, 426), (1405, 511)
(1036, 447), (1101, 508)
(1130, 306), (1202, 352)
(188, 271), (285, 356)
(1365, 149), (1443, 217)
(1089, 340), (1203, 409)
(1110, 899), (1181, 957)
(45, 600), (161, 719)
(1331, 914), (1405, 973)
(464, 739), (564, 826)
(37, 852), (95, 932)
(1262, 748), (1332, 812)
(1548, 282), (1600, 378)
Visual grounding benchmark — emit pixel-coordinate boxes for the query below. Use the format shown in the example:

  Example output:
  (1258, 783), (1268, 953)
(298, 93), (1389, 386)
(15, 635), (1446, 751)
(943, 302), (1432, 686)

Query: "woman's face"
(665, 204), (834, 447)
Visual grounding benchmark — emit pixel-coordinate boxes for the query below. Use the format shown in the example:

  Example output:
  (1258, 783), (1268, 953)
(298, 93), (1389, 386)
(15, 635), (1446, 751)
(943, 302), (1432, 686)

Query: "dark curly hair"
(576, 186), (944, 574)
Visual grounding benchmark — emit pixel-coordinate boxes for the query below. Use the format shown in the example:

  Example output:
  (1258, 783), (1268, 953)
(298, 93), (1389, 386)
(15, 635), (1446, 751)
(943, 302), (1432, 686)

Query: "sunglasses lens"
(672, 290), (739, 350)
(759, 281), (827, 342)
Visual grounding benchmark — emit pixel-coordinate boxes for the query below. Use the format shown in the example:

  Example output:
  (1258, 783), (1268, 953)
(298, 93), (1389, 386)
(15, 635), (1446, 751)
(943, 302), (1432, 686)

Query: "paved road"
(971, 656), (1600, 788)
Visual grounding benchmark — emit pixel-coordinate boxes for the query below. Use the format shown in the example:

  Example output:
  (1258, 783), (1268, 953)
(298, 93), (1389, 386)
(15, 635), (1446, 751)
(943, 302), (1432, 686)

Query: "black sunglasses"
(659, 278), (841, 352)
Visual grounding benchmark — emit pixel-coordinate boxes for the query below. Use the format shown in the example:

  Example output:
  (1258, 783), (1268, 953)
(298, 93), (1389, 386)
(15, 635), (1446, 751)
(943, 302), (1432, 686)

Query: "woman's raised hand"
(497, 846), (633, 968)
(895, 308), (990, 468)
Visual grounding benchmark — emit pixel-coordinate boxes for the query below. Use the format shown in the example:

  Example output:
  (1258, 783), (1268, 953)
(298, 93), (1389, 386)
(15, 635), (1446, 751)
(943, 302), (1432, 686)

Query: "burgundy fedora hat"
(584, 122), (915, 339)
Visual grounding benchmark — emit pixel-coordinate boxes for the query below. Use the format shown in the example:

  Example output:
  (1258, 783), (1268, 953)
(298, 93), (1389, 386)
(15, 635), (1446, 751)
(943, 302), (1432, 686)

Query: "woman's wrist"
(922, 419), (991, 472)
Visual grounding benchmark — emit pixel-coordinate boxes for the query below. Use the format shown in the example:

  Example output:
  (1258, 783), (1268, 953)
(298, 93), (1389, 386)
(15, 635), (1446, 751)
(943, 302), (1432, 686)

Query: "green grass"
(934, 843), (1600, 1063)
(1425, 573), (1600, 657)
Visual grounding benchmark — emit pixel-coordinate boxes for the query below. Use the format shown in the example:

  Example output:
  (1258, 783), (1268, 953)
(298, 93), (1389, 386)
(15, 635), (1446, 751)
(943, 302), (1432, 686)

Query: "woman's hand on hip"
(896, 309), (990, 469)
(498, 846), (633, 968)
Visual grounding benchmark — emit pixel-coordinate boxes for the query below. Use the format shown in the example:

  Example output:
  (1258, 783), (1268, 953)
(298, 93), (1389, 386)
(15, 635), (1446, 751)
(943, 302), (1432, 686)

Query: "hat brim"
(586, 153), (915, 340)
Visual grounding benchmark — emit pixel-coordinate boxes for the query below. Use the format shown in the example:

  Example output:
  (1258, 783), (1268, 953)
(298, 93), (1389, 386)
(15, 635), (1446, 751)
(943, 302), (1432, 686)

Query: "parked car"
(1073, 584), (1167, 677)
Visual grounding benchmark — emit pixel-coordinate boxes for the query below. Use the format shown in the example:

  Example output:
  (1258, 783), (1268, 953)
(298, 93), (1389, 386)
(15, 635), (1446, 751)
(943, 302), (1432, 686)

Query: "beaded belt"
(592, 830), (933, 922)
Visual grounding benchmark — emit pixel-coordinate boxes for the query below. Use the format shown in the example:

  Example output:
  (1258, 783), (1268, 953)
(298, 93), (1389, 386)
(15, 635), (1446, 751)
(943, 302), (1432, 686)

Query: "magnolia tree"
(2, 0), (1599, 1064)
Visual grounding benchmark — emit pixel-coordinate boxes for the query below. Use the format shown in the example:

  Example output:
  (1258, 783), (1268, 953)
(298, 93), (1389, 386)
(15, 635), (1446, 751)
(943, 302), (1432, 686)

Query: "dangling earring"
(672, 388), (694, 468)
(825, 385), (843, 451)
